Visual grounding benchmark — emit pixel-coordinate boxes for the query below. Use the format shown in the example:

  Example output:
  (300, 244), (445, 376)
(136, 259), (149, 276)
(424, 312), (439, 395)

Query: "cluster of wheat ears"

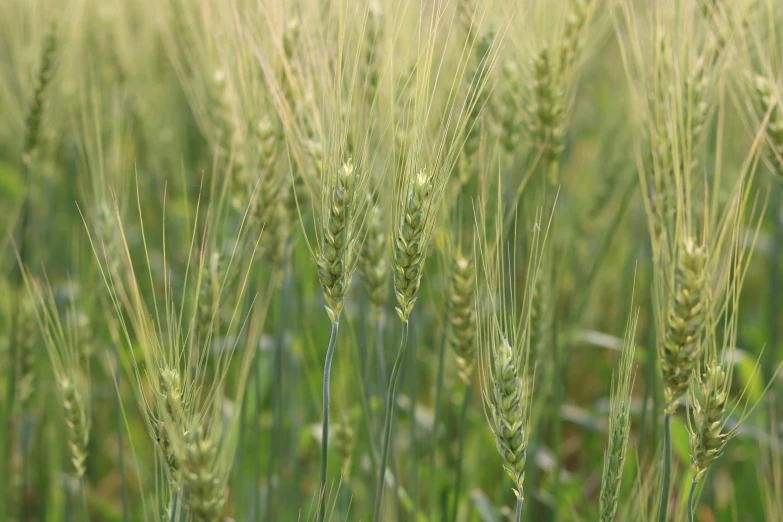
(2, 0), (783, 520)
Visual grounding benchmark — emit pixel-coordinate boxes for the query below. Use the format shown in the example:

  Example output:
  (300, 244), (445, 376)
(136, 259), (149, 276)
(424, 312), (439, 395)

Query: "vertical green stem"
(266, 266), (288, 519)
(514, 494), (524, 522)
(112, 343), (128, 522)
(428, 313), (448, 519)
(79, 476), (89, 522)
(373, 321), (410, 522)
(768, 188), (781, 380)
(658, 412), (672, 522)
(408, 324), (419, 519)
(687, 479), (697, 522)
(318, 321), (340, 522)
(450, 382), (472, 522)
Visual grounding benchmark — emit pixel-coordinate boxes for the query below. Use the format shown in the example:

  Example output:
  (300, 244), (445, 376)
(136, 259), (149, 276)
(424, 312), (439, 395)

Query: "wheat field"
(1, 0), (782, 521)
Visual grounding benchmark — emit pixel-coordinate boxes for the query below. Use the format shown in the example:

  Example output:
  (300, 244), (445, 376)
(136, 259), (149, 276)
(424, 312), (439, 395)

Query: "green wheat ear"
(447, 252), (477, 384)
(393, 169), (433, 322)
(599, 309), (638, 522)
(317, 159), (356, 324)
(60, 377), (90, 478)
(661, 237), (708, 413)
(489, 338), (527, 495)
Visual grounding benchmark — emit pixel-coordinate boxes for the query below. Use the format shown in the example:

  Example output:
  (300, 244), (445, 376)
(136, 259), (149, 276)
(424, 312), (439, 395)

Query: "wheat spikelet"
(447, 252), (477, 384)
(181, 426), (225, 522)
(393, 169), (433, 322)
(60, 377), (89, 478)
(661, 237), (708, 413)
(317, 159), (356, 323)
(358, 199), (389, 308)
(156, 367), (188, 483)
(688, 362), (730, 483)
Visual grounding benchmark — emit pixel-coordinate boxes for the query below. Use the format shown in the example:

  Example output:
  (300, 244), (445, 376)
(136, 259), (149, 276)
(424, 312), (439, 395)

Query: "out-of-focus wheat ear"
(660, 237), (708, 413)
(317, 159), (356, 324)
(358, 197), (389, 309)
(393, 169), (433, 322)
(460, 28), (494, 184)
(754, 75), (783, 180)
(499, 61), (523, 154)
(23, 18), (58, 163)
(528, 43), (565, 184)
(558, 0), (593, 76)
(599, 309), (638, 522)
(59, 377), (89, 479)
(447, 252), (477, 385)
(363, 2), (383, 106)
(332, 419), (356, 481)
(15, 296), (37, 409)
(252, 117), (288, 266)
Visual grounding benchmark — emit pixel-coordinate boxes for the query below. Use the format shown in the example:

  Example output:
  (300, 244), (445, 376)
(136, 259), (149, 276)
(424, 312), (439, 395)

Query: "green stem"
(450, 382), (472, 522)
(373, 321), (410, 522)
(515, 494), (524, 522)
(318, 321), (340, 522)
(112, 343), (128, 522)
(428, 314), (448, 519)
(79, 476), (89, 522)
(687, 480), (697, 522)
(658, 412), (672, 522)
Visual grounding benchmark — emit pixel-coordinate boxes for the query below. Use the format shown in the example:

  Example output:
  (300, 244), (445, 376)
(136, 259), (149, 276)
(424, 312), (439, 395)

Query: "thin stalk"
(408, 323), (419, 519)
(515, 495), (524, 522)
(450, 382), (472, 522)
(113, 343), (128, 522)
(687, 480), (697, 522)
(79, 476), (89, 522)
(373, 321), (410, 522)
(168, 491), (179, 522)
(428, 312), (449, 520)
(550, 264), (563, 515)
(768, 189), (781, 379)
(318, 321), (340, 522)
(658, 413), (672, 522)
(255, 346), (264, 521)
(265, 265), (288, 520)
(375, 310), (387, 419)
